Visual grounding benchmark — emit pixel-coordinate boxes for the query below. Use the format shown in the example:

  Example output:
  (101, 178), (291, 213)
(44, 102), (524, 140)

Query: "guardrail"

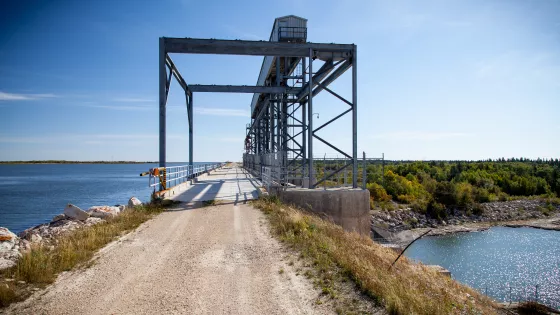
(141, 163), (224, 191)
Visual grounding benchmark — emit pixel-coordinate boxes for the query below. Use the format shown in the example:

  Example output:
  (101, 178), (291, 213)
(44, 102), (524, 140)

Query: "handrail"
(141, 163), (224, 190)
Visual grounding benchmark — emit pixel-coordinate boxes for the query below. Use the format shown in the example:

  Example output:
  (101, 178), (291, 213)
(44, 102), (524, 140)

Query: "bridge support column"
(159, 37), (167, 171)
(307, 49), (314, 187)
(352, 45), (358, 188)
(188, 93), (193, 169)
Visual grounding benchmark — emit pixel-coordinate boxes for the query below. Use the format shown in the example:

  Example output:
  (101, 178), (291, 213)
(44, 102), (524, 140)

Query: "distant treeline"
(382, 157), (560, 165)
(361, 158), (560, 217)
(0, 160), (158, 164)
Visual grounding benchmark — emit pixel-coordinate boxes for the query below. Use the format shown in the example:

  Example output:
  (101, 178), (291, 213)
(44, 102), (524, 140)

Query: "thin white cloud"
(371, 131), (472, 141)
(198, 135), (243, 143)
(0, 136), (44, 144)
(85, 104), (153, 111)
(0, 92), (57, 101)
(113, 97), (154, 103)
(84, 140), (104, 145)
(0, 134), (158, 144)
(93, 134), (157, 140)
(223, 24), (263, 40)
(475, 50), (560, 83)
(442, 20), (472, 28)
(195, 108), (249, 117)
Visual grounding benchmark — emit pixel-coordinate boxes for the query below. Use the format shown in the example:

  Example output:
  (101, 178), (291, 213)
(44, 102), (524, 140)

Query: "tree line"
(365, 159), (560, 218)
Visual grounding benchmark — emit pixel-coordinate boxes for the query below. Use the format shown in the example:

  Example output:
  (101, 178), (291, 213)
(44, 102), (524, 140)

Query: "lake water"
(0, 163), (215, 233)
(405, 226), (560, 309)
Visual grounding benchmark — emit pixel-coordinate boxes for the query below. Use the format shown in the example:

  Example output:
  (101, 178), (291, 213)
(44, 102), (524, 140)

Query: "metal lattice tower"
(159, 15), (358, 189)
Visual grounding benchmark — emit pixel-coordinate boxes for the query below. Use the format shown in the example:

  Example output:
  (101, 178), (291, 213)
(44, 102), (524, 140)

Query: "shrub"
(498, 192), (508, 201)
(427, 201), (447, 220)
(538, 206), (551, 216)
(379, 201), (396, 211)
(434, 182), (458, 206)
(410, 198), (430, 213)
(456, 182), (474, 207)
(367, 183), (391, 202)
(473, 187), (491, 203)
(472, 204), (484, 216)
(397, 194), (416, 204)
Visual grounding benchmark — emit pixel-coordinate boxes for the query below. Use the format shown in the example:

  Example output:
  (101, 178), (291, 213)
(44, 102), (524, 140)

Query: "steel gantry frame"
(158, 36), (358, 189)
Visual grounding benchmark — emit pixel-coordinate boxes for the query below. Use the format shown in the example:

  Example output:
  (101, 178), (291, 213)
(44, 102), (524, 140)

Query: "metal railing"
(243, 152), (386, 190)
(262, 166), (272, 192)
(143, 163), (224, 190)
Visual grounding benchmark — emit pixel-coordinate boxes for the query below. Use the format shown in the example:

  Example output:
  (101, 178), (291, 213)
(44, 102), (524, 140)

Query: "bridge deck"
(170, 165), (260, 203)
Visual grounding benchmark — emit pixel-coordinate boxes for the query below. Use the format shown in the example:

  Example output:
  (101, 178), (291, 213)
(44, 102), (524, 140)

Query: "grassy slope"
(254, 197), (498, 315)
(0, 204), (163, 307)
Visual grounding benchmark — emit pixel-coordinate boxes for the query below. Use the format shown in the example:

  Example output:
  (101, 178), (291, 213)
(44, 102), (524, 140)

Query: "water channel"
(405, 226), (560, 309)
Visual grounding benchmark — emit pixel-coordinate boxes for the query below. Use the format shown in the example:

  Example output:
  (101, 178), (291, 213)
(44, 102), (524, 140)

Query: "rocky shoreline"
(0, 196), (144, 270)
(370, 199), (560, 246)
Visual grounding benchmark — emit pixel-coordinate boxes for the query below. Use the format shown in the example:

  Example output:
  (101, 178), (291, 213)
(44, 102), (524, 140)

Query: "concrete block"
(427, 265), (451, 278)
(277, 188), (370, 235)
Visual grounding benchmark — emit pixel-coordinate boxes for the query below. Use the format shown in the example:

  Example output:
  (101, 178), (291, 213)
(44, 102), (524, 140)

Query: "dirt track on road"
(8, 203), (331, 315)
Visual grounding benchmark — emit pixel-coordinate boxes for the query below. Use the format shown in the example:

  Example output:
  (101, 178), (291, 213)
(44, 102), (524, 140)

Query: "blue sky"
(1, 0), (559, 162)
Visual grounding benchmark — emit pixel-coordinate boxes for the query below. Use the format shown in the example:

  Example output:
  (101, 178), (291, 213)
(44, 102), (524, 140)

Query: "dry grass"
(0, 203), (163, 307)
(254, 196), (499, 315)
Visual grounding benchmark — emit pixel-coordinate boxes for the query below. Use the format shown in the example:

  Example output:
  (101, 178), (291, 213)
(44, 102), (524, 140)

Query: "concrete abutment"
(271, 187), (371, 235)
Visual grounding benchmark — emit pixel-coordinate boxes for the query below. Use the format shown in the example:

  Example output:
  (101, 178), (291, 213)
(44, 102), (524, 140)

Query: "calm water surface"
(405, 226), (560, 309)
(0, 163), (213, 233)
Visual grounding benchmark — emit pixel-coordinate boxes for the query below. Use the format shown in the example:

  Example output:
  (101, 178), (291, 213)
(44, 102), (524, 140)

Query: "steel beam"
(313, 108), (352, 134)
(314, 134), (352, 160)
(163, 38), (354, 61)
(311, 60), (352, 98)
(296, 59), (336, 101)
(247, 98), (270, 138)
(315, 81), (352, 106)
(165, 55), (190, 96)
(189, 85), (293, 94)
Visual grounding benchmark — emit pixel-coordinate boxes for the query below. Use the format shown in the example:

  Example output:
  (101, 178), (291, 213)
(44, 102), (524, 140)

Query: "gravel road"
(8, 203), (332, 314)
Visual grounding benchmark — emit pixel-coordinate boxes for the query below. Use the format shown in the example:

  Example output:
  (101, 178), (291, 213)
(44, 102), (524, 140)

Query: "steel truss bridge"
(158, 17), (358, 190)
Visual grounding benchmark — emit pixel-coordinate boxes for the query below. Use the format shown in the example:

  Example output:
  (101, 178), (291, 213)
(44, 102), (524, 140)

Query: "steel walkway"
(170, 165), (260, 203)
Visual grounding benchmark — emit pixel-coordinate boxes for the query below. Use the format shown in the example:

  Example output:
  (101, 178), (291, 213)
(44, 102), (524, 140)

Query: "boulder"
(30, 234), (42, 243)
(0, 228), (20, 271)
(64, 204), (90, 221)
(0, 227), (16, 242)
(18, 239), (31, 251)
(51, 214), (67, 223)
(0, 258), (16, 270)
(128, 197), (142, 207)
(0, 241), (14, 252)
(84, 217), (104, 226)
(116, 205), (127, 212)
(88, 206), (121, 218)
